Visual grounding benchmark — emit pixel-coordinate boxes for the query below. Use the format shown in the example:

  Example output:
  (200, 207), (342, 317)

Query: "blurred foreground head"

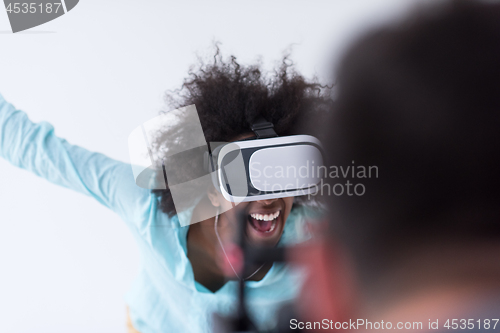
(305, 0), (500, 327)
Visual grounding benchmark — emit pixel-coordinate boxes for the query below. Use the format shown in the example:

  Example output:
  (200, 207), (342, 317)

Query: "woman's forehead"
(230, 132), (255, 142)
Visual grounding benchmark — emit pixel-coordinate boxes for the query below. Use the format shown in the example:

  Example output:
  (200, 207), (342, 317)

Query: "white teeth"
(250, 211), (280, 221)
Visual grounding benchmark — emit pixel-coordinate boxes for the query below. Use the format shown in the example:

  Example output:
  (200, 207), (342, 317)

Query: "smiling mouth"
(248, 211), (280, 233)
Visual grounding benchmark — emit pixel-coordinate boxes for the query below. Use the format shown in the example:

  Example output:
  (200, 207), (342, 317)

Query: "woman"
(0, 51), (330, 333)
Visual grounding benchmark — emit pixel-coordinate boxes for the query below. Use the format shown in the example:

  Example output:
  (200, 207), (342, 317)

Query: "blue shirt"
(0, 94), (309, 333)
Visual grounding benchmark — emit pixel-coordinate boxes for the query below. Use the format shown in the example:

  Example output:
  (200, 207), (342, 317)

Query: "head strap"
(250, 116), (278, 139)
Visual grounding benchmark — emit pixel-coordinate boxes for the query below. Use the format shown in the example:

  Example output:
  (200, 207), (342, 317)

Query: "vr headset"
(128, 105), (324, 226)
(205, 117), (323, 203)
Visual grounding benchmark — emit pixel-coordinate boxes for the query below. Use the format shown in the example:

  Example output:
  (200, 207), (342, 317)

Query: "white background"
(0, 1), (425, 332)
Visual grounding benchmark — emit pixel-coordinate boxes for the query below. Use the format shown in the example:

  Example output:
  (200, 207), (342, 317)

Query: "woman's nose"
(256, 198), (278, 206)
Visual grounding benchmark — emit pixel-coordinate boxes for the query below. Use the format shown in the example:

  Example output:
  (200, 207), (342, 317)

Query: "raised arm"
(0, 93), (152, 222)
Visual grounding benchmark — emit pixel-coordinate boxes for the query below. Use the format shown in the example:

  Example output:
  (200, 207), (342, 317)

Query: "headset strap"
(250, 116), (278, 138)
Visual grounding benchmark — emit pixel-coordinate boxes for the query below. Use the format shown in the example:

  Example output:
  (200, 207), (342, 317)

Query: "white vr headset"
(205, 117), (324, 203)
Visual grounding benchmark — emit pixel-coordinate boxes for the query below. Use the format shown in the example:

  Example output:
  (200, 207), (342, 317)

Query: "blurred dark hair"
(152, 47), (331, 216)
(324, 0), (500, 282)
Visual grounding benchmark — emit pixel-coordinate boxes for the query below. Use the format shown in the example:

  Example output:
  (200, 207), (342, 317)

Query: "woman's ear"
(207, 188), (221, 207)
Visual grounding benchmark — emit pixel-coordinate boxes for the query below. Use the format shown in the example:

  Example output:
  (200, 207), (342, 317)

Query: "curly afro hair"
(152, 47), (331, 217)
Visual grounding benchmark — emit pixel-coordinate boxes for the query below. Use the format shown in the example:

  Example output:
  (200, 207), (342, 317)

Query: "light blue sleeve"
(0, 93), (152, 224)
